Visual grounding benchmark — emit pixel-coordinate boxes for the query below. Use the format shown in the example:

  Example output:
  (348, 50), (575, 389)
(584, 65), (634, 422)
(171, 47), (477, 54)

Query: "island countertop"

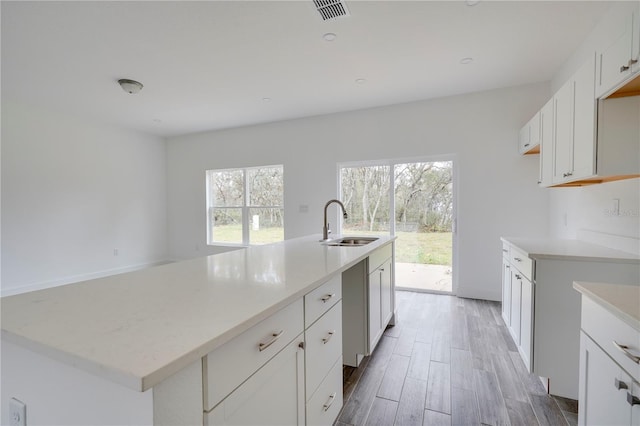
(573, 281), (640, 331)
(1, 234), (395, 392)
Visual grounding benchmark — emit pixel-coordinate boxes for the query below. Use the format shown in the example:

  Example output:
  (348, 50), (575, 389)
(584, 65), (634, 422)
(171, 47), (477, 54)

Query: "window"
(206, 165), (284, 246)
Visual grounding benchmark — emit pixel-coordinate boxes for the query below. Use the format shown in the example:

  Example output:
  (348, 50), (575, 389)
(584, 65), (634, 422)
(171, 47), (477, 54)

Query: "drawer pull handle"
(258, 330), (284, 352)
(630, 58), (639, 66)
(563, 172), (573, 178)
(615, 378), (629, 390)
(322, 330), (335, 344)
(502, 249), (508, 253)
(515, 274), (522, 280)
(621, 64), (630, 72)
(613, 341), (640, 364)
(514, 257), (522, 262)
(627, 393), (640, 406)
(323, 392), (337, 412)
(524, 143), (530, 147)
(321, 293), (335, 303)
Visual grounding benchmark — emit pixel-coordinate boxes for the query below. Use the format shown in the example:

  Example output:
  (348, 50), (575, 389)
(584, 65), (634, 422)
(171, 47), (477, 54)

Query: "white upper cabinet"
(552, 54), (597, 184)
(518, 112), (541, 155)
(596, 4), (640, 98)
(538, 99), (554, 186)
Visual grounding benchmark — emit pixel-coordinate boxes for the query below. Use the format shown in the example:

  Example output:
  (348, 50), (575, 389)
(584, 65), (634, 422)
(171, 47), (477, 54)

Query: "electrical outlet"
(9, 397), (26, 426)
(612, 198), (620, 216)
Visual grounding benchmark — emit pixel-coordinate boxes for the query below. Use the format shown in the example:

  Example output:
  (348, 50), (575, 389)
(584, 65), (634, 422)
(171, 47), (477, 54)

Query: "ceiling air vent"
(313, 0), (350, 21)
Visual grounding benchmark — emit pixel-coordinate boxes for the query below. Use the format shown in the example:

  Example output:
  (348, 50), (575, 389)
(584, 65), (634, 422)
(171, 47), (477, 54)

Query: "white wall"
(166, 83), (550, 301)
(1, 101), (169, 295)
(549, 1), (640, 246)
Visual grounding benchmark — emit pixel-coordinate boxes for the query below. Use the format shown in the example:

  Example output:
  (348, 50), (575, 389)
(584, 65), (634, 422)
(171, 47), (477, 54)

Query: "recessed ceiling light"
(152, 118), (162, 123)
(460, 57), (474, 64)
(323, 33), (337, 41)
(466, 0), (480, 6)
(262, 97), (272, 102)
(355, 78), (366, 85)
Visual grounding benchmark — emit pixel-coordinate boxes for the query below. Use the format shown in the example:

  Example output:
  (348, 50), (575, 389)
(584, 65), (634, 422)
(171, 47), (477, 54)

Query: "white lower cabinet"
(306, 357), (343, 426)
(502, 250), (534, 372)
(205, 273), (345, 426)
(368, 266), (383, 351)
(205, 336), (305, 426)
(578, 332), (636, 426)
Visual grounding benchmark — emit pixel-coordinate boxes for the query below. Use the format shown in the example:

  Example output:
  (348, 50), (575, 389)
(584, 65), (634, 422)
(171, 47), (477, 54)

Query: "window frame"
(206, 164), (284, 247)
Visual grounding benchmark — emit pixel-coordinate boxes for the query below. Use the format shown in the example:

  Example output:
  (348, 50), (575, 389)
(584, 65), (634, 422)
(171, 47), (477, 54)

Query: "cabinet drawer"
(368, 243), (393, 273)
(205, 337), (305, 425)
(204, 299), (304, 410)
(582, 296), (640, 382)
(510, 247), (532, 281)
(306, 356), (343, 426)
(305, 301), (342, 399)
(502, 241), (510, 259)
(305, 274), (342, 328)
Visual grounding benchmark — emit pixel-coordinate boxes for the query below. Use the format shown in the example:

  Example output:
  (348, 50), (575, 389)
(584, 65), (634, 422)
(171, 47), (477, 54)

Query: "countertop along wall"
(166, 82), (551, 301)
(1, 101), (170, 296)
(548, 1), (640, 246)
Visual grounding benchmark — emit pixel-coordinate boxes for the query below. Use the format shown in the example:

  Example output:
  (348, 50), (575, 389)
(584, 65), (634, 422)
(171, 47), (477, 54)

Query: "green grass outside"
(212, 224), (451, 266)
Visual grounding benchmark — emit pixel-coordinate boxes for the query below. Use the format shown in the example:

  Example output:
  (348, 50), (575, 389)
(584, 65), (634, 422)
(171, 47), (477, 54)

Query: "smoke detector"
(313, 0), (350, 21)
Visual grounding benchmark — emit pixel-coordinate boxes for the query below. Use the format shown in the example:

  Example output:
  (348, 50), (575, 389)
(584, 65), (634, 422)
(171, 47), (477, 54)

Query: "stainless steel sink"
(324, 237), (378, 247)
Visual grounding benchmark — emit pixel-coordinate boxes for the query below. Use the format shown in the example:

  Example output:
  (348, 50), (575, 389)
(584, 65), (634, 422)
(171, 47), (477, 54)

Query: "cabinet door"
(572, 55), (597, 180)
(519, 122), (531, 154)
(553, 79), (574, 183)
(368, 268), (383, 353)
(205, 337), (305, 426)
(380, 258), (393, 328)
(596, 11), (634, 98)
(538, 99), (554, 186)
(633, 8), (640, 74)
(501, 257), (512, 326)
(520, 277), (533, 372)
(578, 332), (631, 426)
(509, 269), (522, 345)
(632, 380), (640, 426)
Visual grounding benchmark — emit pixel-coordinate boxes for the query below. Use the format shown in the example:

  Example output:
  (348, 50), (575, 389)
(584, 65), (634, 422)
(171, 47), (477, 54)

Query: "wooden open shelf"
(608, 74), (640, 98)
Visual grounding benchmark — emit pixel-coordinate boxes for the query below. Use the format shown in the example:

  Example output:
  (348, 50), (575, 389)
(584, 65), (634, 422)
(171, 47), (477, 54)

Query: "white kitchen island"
(1, 234), (396, 426)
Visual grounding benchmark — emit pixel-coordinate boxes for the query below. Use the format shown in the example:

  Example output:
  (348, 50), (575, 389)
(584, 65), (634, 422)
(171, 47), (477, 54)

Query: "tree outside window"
(206, 165), (284, 245)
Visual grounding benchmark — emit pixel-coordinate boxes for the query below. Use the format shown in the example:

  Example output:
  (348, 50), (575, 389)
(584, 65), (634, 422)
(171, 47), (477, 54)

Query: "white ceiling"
(2, 1), (611, 138)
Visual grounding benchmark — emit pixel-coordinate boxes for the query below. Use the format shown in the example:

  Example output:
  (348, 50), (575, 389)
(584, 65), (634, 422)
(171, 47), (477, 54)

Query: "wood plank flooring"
(338, 291), (578, 426)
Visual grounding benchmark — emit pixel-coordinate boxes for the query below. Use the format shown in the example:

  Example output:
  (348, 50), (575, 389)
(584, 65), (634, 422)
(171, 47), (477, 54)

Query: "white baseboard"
(1, 260), (175, 298)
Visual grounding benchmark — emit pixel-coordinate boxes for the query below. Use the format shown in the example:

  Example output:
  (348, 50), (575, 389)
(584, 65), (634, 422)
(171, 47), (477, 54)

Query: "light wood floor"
(337, 291), (578, 426)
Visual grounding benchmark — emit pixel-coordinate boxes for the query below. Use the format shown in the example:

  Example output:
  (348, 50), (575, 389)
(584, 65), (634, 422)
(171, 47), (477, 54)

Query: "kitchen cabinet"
(552, 55), (597, 185)
(576, 284), (640, 425)
(502, 244), (534, 371)
(500, 238), (640, 399)
(578, 332), (637, 426)
(342, 243), (395, 367)
(518, 111), (541, 155)
(537, 99), (554, 186)
(501, 243), (512, 326)
(206, 274), (345, 426)
(205, 337), (305, 426)
(596, 4), (640, 98)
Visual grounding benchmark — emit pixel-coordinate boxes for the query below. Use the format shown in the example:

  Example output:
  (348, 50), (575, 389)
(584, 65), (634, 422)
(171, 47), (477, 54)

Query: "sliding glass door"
(339, 158), (455, 294)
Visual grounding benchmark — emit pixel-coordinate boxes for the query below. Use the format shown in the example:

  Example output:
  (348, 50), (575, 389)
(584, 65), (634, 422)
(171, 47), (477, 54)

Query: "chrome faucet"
(322, 199), (348, 241)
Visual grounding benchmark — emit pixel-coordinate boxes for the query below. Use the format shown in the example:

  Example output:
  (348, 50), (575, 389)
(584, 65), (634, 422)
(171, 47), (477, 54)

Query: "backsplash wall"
(549, 178), (640, 246)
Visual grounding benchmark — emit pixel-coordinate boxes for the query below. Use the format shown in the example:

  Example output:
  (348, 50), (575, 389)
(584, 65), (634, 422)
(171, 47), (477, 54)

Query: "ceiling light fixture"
(460, 57), (474, 64)
(355, 78), (366, 84)
(466, 0), (480, 6)
(118, 79), (143, 94)
(323, 33), (337, 41)
(262, 97), (272, 102)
